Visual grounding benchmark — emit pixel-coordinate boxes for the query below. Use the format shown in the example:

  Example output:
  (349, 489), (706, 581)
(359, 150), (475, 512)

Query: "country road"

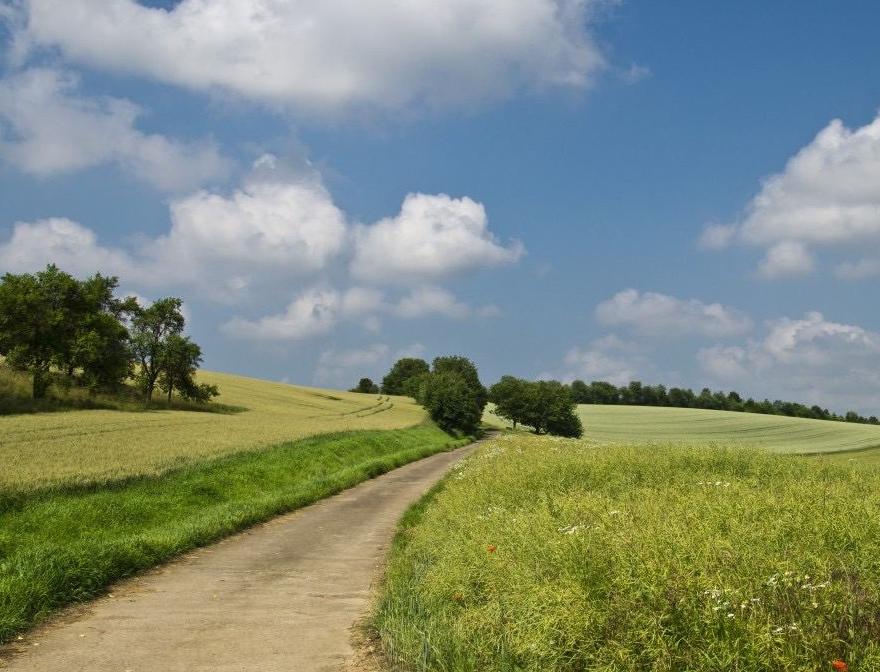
(0, 443), (477, 672)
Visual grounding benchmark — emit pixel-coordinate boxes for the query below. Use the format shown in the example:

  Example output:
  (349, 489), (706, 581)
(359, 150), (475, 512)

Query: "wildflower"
(831, 661), (848, 672)
(487, 544), (497, 553)
(452, 592), (464, 603)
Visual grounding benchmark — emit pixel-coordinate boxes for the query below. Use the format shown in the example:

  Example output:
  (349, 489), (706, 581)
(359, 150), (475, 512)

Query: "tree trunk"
(167, 379), (173, 404)
(32, 366), (49, 399)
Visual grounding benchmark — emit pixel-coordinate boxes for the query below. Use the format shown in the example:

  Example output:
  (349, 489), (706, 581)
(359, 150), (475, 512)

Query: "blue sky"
(2, 1), (880, 412)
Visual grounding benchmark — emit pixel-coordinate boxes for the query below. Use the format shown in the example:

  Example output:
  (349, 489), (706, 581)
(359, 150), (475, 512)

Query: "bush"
(381, 358), (430, 396)
(490, 376), (583, 438)
(422, 372), (481, 435)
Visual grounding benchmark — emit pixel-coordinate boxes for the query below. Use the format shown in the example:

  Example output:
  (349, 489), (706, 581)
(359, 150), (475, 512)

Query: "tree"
(524, 381), (583, 437)
(0, 265), (84, 398)
(489, 376), (583, 438)
(381, 358), (429, 396)
(130, 297), (186, 403)
(489, 375), (532, 429)
(432, 356), (488, 413)
(351, 377), (380, 394)
(158, 334), (203, 403)
(72, 312), (133, 393)
(421, 371), (481, 435)
(569, 379), (590, 404)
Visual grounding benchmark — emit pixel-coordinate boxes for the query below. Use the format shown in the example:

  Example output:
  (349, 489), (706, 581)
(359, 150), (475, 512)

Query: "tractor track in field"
(0, 441), (481, 672)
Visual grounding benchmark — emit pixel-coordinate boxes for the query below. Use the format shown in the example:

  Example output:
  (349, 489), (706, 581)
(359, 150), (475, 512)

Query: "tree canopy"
(0, 264), (216, 406)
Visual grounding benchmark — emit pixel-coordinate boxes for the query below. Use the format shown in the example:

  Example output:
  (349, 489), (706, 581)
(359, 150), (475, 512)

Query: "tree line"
(357, 359), (583, 438)
(568, 379), (879, 425)
(0, 264), (217, 404)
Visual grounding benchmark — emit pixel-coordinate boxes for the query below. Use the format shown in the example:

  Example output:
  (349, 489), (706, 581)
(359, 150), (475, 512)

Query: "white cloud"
(0, 68), (230, 190)
(559, 335), (645, 386)
(314, 343), (390, 387)
(222, 287), (342, 341)
(0, 217), (134, 277)
(19, 0), (607, 113)
(836, 257), (880, 280)
(222, 283), (496, 341)
(756, 241), (814, 279)
(0, 156), (348, 299)
(699, 113), (880, 278)
(393, 286), (471, 320)
(595, 289), (752, 338)
(698, 223), (736, 250)
(698, 311), (880, 413)
(351, 193), (523, 283)
(157, 166), (348, 296)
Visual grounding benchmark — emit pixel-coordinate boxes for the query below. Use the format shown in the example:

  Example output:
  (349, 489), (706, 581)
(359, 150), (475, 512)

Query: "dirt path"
(0, 443), (476, 672)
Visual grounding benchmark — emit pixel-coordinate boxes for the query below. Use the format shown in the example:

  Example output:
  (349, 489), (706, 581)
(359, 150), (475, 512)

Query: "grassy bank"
(0, 370), (426, 490)
(0, 425), (468, 643)
(376, 433), (880, 671)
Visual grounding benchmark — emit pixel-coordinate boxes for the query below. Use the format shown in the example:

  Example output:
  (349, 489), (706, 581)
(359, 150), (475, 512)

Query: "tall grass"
(376, 434), (880, 671)
(0, 425), (469, 643)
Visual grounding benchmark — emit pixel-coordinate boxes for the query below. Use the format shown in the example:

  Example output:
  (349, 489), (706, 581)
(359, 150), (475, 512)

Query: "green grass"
(0, 369), (427, 490)
(376, 433), (880, 671)
(0, 424), (469, 644)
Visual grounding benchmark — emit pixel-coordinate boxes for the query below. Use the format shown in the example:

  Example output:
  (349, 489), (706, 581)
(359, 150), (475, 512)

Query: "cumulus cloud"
(0, 217), (134, 277)
(393, 286), (471, 320)
(0, 68), (230, 190)
(699, 113), (880, 279)
(221, 287), (344, 341)
(18, 0), (607, 113)
(0, 157), (349, 300)
(0, 155), (521, 305)
(595, 289), (753, 339)
(351, 193), (523, 283)
(558, 335), (646, 386)
(314, 343), (390, 386)
(698, 312), (880, 413)
(222, 284), (496, 341)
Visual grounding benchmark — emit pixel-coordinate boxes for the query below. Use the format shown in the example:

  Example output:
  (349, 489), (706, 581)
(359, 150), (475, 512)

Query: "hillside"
(0, 371), (426, 490)
(486, 403), (880, 455)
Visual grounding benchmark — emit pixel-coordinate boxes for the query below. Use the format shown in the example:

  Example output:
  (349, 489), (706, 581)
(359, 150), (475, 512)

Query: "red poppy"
(487, 544), (497, 553)
(831, 660), (848, 672)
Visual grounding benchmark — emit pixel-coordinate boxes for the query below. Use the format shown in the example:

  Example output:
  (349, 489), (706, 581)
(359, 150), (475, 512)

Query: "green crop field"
(0, 370), (426, 490)
(486, 404), (880, 457)
(377, 433), (880, 671)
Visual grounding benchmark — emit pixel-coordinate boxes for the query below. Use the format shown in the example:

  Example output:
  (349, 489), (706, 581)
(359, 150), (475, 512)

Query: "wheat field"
(0, 371), (426, 490)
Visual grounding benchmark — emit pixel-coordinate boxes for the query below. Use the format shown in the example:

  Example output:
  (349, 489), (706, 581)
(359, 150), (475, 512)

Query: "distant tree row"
(0, 264), (217, 404)
(568, 379), (879, 425)
(368, 358), (584, 438)
(489, 376), (583, 437)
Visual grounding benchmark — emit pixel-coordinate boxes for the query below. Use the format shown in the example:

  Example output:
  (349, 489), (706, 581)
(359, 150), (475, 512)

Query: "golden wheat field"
(0, 371), (426, 490)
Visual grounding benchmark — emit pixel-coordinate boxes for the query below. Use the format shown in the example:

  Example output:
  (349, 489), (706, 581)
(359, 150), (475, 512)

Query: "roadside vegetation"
(376, 433), (880, 671)
(0, 424), (469, 643)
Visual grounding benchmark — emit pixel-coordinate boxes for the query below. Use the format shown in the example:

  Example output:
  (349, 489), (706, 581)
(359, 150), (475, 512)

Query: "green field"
(0, 370), (426, 490)
(486, 404), (880, 457)
(377, 433), (880, 671)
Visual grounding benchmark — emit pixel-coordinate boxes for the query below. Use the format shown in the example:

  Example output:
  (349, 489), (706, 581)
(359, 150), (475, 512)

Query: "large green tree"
(130, 297), (186, 403)
(381, 357), (430, 396)
(432, 355), (488, 413)
(421, 371), (482, 435)
(157, 334), (218, 404)
(0, 265), (125, 398)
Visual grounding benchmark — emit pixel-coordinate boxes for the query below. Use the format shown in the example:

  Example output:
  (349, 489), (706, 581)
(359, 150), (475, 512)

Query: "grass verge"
(0, 424), (469, 643)
(376, 433), (880, 671)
